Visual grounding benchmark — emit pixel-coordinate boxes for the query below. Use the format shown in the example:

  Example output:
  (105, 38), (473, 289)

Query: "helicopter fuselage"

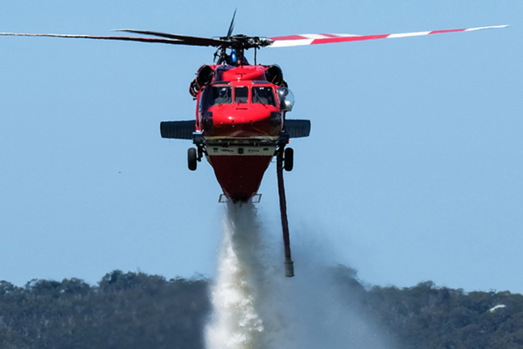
(195, 64), (284, 202)
(160, 62), (309, 203)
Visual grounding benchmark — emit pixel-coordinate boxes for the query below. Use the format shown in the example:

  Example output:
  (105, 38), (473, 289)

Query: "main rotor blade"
(115, 29), (228, 47)
(268, 24), (509, 48)
(226, 9), (237, 39)
(0, 32), (200, 45)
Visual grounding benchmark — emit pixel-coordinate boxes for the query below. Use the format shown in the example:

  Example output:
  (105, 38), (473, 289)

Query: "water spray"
(205, 203), (396, 349)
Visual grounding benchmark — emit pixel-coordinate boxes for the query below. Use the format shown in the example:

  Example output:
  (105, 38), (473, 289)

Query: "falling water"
(205, 202), (396, 349)
(205, 203), (265, 349)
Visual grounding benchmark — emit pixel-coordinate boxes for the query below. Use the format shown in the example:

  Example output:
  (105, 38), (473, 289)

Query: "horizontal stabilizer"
(160, 120), (195, 139)
(285, 119), (311, 138)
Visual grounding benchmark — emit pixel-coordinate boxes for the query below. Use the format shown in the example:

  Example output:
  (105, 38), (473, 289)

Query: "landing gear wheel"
(284, 147), (294, 172)
(188, 148), (197, 171)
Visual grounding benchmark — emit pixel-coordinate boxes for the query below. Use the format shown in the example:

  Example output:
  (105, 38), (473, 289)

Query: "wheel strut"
(277, 147), (294, 277)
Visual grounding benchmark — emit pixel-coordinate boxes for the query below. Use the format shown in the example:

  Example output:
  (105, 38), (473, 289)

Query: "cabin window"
(198, 88), (205, 112)
(204, 86), (232, 107)
(235, 86), (248, 103)
(252, 86), (276, 106)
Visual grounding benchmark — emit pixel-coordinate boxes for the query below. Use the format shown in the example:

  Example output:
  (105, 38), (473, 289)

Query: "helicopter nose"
(208, 110), (282, 138)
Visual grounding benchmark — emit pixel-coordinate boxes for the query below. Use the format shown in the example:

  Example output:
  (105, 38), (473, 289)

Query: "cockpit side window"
(198, 88), (205, 112)
(252, 86), (276, 106)
(235, 86), (248, 103)
(204, 86), (232, 108)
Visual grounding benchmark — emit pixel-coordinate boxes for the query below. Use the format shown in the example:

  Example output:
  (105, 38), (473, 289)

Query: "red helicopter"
(0, 17), (507, 276)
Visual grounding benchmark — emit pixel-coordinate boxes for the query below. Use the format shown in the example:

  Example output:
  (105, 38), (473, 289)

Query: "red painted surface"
(320, 33), (342, 38)
(218, 64), (267, 81)
(195, 64), (282, 202)
(429, 29), (466, 35)
(312, 34), (389, 45)
(207, 103), (280, 138)
(207, 154), (273, 202)
(195, 64), (282, 139)
(270, 34), (309, 41)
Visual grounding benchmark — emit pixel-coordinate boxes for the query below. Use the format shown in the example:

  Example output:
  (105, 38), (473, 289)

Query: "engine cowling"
(190, 65), (214, 97)
(265, 65), (287, 87)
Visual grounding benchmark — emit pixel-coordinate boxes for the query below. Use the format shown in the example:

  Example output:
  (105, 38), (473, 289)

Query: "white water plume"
(205, 203), (265, 348)
(205, 203), (396, 349)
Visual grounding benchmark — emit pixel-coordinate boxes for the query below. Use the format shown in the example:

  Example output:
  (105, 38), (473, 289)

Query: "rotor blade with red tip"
(268, 24), (509, 48)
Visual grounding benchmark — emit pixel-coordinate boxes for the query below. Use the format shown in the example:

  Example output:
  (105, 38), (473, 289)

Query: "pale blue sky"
(0, 0), (521, 292)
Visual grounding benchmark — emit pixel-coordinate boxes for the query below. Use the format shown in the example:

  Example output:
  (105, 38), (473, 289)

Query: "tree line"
(1, 268), (522, 348)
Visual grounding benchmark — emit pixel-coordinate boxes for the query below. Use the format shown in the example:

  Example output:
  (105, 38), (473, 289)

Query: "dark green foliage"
(366, 280), (523, 349)
(0, 272), (209, 349)
(1, 269), (523, 348)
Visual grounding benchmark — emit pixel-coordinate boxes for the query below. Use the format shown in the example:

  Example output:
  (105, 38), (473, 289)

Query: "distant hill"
(366, 280), (523, 349)
(1, 268), (522, 348)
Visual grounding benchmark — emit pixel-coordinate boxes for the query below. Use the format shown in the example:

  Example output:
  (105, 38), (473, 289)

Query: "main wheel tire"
(284, 147), (294, 171)
(188, 148), (197, 171)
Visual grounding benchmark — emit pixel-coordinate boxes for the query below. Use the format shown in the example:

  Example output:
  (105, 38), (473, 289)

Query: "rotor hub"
(219, 34), (273, 50)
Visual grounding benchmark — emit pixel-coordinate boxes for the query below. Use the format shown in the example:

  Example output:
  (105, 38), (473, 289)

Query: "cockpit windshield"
(202, 85), (277, 110)
(235, 86), (248, 103)
(204, 86), (232, 107)
(252, 86), (276, 106)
